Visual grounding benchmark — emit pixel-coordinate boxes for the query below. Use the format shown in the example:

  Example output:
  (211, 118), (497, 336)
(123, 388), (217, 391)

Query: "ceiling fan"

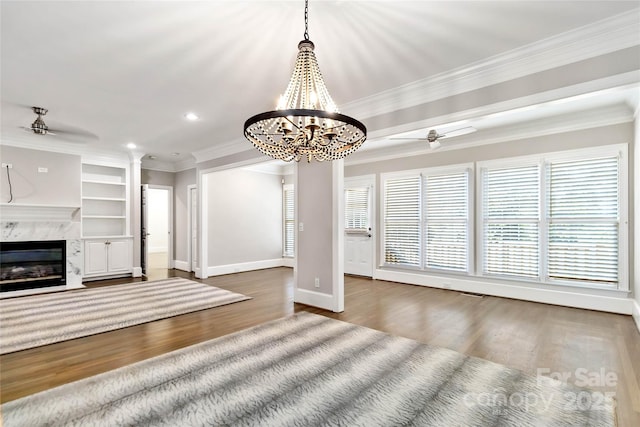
(21, 106), (97, 142)
(391, 126), (476, 149)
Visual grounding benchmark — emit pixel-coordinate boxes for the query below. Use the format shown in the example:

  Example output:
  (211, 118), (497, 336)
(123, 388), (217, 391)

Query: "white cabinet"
(84, 239), (132, 278)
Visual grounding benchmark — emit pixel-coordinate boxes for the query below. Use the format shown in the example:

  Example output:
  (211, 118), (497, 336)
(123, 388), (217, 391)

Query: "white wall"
(0, 145), (81, 206)
(206, 168), (282, 267)
(141, 169), (175, 187)
(295, 160), (344, 312)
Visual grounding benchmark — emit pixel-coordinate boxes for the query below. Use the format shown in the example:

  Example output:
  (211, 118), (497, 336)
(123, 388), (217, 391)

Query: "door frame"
(145, 184), (174, 271)
(187, 184), (197, 273)
(344, 174), (376, 277)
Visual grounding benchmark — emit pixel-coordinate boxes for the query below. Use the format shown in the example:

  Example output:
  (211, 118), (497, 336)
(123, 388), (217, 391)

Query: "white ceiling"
(1, 1), (639, 168)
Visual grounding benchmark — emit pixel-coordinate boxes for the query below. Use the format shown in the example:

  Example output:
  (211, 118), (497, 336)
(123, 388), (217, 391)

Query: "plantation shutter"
(424, 172), (469, 272)
(547, 156), (619, 284)
(283, 185), (295, 257)
(483, 165), (540, 278)
(384, 176), (421, 266)
(345, 186), (370, 232)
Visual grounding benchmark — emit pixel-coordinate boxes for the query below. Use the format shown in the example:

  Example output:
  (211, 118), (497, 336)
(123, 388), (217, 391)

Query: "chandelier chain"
(304, 0), (309, 40)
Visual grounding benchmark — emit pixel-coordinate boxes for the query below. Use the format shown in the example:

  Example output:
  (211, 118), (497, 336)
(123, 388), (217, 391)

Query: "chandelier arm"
(244, 109), (366, 133)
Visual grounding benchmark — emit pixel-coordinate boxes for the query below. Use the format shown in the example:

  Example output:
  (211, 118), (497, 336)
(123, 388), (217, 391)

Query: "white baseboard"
(632, 299), (640, 334)
(206, 258), (287, 277)
(294, 288), (337, 311)
(174, 260), (190, 272)
(374, 269), (633, 315)
(281, 257), (295, 268)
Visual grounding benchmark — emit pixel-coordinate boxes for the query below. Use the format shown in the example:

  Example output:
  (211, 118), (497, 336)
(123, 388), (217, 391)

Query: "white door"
(344, 176), (375, 277)
(189, 186), (198, 272)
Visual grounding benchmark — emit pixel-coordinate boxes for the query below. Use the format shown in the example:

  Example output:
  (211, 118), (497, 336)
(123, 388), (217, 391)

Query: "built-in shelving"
(81, 163), (129, 238)
(80, 162), (133, 280)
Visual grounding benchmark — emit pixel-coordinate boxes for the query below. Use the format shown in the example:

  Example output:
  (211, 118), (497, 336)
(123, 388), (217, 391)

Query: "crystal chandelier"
(244, 0), (367, 162)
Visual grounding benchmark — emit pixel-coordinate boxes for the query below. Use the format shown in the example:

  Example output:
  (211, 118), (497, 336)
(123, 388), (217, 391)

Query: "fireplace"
(0, 240), (66, 292)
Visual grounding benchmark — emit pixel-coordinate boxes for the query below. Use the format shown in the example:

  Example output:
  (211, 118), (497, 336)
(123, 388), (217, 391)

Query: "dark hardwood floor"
(1, 267), (638, 426)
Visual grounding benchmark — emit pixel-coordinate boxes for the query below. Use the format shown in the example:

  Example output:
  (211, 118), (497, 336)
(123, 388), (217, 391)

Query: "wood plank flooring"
(1, 267), (638, 426)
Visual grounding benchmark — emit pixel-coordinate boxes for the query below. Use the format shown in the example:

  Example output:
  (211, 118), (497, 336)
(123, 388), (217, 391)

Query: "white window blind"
(283, 185), (294, 257)
(547, 156), (619, 284)
(345, 186), (370, 232)
(383, 176), (421, 266)
(424, 172), (469, 271)
(383, 167), (471, 272)
(482, 165), (540, 278)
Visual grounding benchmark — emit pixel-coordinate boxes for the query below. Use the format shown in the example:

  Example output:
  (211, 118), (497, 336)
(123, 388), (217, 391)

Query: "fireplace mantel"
(0, 204), (80, 222)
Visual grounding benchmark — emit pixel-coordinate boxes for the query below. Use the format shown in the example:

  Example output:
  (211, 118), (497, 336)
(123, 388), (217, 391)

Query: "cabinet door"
(84, 241), (108, 275)
(107, 240), (131, 272)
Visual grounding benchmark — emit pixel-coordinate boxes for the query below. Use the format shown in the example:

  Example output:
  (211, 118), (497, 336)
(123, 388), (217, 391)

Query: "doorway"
(344, 175), (375, 277)
(142, 185), (173, 278)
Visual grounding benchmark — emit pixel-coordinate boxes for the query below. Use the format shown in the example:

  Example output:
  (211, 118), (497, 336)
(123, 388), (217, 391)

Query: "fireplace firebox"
(0, 240), (66, 292)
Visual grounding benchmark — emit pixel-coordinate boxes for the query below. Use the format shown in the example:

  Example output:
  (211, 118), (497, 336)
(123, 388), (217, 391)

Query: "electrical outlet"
(299, 222), (304, 232)
(1, 163), (13, 169)
(38, 167), (48, 173)
(314, 277), (320, 288)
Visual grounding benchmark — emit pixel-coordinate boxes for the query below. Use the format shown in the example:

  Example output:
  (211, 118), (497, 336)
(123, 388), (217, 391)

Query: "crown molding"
(191, 137), (252, 164)
(342, 10), (640, 120)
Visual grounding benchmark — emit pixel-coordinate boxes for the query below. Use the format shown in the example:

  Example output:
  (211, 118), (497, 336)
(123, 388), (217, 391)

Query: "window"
(547, 156), (619, 285)
(479, 145), (626, 289)
(424, 172), (469, 272)
(283, 184), (294, 257)
(383, 166), (471, 272)
(482, 164), (540, 278)
(345, 186), (370, 232)
(383, 175), (421, 267)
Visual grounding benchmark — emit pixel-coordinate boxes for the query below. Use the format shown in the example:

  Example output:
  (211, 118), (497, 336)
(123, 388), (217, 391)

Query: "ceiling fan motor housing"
(31, 106), (49, 134)
(427, 129), (439, 143)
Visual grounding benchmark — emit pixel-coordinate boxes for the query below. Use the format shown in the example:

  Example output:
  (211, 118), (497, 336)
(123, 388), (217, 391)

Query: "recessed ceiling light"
(126, 142), (136, 149)
(184, 112), (199, 121)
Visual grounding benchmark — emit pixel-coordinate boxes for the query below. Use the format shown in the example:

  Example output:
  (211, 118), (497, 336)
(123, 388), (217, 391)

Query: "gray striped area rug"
(0, 277), (250, 354)
(2, 312), (614, 426)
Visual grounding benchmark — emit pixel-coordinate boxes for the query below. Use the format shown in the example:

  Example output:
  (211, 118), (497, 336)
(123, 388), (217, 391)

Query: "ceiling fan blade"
(439, 126), (476, 139)
(388, 136), (428, 140)
(48, 123), (97, 139)
(19, 125), (93, 143)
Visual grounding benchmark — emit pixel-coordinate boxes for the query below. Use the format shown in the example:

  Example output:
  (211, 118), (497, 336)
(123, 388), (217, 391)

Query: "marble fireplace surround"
(1, 204), (84, 297)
